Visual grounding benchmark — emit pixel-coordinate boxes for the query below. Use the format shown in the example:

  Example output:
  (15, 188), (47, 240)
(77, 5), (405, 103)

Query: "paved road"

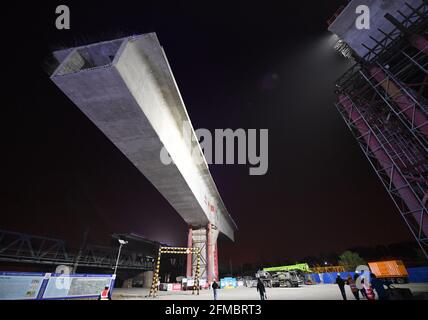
(112, 283), (428, 300)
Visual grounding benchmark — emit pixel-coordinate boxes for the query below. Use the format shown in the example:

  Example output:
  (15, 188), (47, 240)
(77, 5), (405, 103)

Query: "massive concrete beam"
(50, 33), (237, 241)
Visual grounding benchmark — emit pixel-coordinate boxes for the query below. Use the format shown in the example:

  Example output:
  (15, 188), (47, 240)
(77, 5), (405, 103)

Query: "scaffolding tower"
(334, 1), (428, 257)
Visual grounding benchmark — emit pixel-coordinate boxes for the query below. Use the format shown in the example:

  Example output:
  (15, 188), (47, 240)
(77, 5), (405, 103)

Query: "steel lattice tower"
(330, 1), (428, 257)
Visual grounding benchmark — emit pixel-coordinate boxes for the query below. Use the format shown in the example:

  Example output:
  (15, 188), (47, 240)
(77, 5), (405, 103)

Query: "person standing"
(212, 280), (219, 300)
(256, 278), (266, 300)
(346, 276), (359, 300)
(98, 286), (111, 300)
(362, 274), (375, 300)
(357, 272), (368, 299)
(335, 274), (347, 300)
(370, 273), (391, 300)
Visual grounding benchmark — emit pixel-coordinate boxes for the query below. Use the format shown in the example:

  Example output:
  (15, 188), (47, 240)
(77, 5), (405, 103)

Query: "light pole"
(114, 239), (128, 276)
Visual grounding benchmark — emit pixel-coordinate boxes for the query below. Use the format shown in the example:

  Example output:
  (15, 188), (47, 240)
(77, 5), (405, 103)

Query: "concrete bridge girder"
(50, 33), (236, 281)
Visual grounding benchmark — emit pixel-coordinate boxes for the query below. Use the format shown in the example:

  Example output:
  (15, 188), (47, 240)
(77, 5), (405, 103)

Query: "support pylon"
(149, 246), (162, 297)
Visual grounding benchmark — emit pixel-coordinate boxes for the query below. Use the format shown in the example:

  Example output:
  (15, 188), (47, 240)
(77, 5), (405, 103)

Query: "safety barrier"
(0, 271), (115, 300)
(307, 267), (428, 283)
(407, 267), (428, 283)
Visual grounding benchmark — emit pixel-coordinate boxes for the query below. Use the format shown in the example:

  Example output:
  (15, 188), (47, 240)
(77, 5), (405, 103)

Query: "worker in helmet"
(335, 273), (347, 300)
(356, 271), (368, 299)
(211, 279), (219, 300)
(370, 273), (391, 300)
(361, 273), (375, 300)
(256, 278), (266, 300)
(98, 286), (112, 300)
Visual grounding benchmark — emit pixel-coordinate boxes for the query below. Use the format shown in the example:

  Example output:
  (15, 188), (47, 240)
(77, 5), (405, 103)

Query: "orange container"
(368, 260), (408, 278)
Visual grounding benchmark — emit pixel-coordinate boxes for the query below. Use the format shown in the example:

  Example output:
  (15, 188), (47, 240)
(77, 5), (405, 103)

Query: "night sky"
(2, 1), (414, 268)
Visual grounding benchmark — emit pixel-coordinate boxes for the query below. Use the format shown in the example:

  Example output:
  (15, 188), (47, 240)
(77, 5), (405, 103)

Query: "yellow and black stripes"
(149, 246), (201, 298)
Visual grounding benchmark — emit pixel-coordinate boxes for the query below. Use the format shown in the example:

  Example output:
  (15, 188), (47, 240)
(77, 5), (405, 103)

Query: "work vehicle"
(255, 270), (300, 287)
(368, 260), (409, 284)
(263, 263), (311, 273)
(263, 264), (308, 284)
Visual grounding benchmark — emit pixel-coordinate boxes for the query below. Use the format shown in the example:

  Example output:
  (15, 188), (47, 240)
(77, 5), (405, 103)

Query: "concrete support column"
(143, 271), (153, 288)
(206, 224), (219, 283)
(192, 228), (208, 279)
(186, 227), (193, 278)
(187, 225), (219, 282)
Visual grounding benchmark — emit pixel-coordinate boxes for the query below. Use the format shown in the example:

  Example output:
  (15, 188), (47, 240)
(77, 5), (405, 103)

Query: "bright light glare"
(333, 38), (353, 59)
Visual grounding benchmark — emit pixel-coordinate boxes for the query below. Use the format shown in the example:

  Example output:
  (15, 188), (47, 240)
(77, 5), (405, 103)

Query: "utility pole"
(114, 239), (128, 276)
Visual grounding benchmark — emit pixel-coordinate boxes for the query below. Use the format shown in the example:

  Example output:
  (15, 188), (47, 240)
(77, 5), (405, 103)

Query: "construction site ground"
(112, 283), (428, 300)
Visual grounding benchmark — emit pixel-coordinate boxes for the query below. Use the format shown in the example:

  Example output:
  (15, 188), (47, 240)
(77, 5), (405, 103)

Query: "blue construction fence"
(0, 272), (115, 300)
(407, 267), (428, 283)
(305, 272), (357, 284)
(305, 266), (428, 284)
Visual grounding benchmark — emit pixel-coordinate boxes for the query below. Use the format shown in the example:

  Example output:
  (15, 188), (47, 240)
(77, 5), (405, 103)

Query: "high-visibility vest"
(365, 287), (375, 300)
(100, 289), (109, 300)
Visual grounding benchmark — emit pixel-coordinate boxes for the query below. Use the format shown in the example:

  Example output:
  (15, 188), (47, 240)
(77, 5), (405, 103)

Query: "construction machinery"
(264, 263), (310, 284)
(263, 263), (311, 273)
(255, 270), (300, 288)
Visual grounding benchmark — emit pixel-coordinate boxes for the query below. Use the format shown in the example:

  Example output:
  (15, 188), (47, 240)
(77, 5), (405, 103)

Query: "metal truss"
(0, 230), (70, 265)
(359, 61), (428, 147)
(361, 0), (428, 63)
(335, 95), (428, 258)
(337, 1), (428, 147)
(76, 245), (154, 270)
(192, 229), (207, 279)
(334, 2), (428, 259)
(0, 230), (154, 270)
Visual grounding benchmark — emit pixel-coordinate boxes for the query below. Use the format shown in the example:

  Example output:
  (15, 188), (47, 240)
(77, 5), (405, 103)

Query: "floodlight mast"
(114, 239), (128, 276)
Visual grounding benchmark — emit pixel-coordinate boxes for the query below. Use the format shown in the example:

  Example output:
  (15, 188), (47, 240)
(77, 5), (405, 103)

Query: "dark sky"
(2, 1), (413, 267)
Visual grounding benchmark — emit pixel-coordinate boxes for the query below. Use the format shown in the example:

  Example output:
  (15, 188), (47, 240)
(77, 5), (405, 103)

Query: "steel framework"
(149, 246), (201, 297)
(0, 230), (154, 270)
(334, 2), (428, 258)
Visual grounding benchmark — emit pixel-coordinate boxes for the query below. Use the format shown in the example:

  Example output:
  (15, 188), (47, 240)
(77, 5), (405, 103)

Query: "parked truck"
(263, 264), (308, 284)
(368, 260), (409, 284)
(255, 270), (300, 287)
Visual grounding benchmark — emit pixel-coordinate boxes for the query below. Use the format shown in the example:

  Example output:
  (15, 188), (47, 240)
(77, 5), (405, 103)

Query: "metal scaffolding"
(335, 2), (428, 258)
